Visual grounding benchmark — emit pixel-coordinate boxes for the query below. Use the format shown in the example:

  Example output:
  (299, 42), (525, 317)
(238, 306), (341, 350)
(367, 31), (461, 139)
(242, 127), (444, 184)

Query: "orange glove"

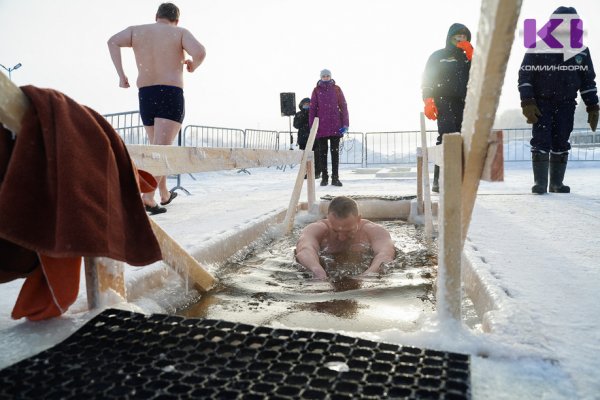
(456, 41), (474, 61)
(424, 98), (438, 121)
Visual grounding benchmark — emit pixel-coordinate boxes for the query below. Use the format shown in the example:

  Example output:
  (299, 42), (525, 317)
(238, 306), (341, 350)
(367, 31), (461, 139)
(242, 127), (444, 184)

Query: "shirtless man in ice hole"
(295, 196), (396, 280)
(108, 2), (206, 214)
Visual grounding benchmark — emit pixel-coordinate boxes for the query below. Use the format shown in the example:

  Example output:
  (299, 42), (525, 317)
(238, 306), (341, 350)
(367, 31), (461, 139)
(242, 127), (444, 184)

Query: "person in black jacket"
(294, 97), (321, 178)
(422, 23), (473, 192)
(518, 6), (599, 194)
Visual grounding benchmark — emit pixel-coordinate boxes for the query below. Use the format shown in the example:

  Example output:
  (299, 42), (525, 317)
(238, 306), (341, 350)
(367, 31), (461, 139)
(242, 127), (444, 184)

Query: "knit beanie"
(320, 69), (332, 78)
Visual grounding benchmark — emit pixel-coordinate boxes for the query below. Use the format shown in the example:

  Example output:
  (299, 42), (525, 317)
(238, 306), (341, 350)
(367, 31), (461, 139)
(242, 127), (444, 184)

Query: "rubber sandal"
(160, 191), (178, 206)
(145, 204), (167, 215)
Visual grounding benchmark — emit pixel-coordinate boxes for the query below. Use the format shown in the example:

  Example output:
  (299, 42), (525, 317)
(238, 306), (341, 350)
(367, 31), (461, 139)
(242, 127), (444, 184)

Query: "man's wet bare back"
(107, 3), (206, 212)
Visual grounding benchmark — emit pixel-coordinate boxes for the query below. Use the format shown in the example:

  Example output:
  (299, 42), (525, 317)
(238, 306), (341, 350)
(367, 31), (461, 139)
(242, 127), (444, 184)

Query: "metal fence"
(183, 125), (245, 148)
(103, 111), (148, 145)
(102, 111), (600, 165)
(503, 127), (599, 161)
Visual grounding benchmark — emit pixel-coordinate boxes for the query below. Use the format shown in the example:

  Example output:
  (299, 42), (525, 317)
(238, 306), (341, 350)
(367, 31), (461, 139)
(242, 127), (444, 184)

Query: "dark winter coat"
(293, 108), (310, 149)
(518, 49), (598, 106)
(309, 79), (350, 139)
(518, 6), (598, 107)
(422, 23), (472, 100)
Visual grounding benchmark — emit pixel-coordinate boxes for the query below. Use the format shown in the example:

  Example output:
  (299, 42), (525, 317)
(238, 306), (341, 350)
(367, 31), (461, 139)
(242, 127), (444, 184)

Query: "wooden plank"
(127, 145), (303, 176)
(481, 130), (504, 182)
(419, 113), (434, 237)
(0, 73), (28, 134)
(427, 140), (448, 167)
(460, 0), (521, 244)
(84, 257), (126, 309)
(149, 219), (216, 291)
(438, 134), (463, 320)
(416, 149), (423, 215)
(282, 118), (319, 233)
(305, 155), (316, 211)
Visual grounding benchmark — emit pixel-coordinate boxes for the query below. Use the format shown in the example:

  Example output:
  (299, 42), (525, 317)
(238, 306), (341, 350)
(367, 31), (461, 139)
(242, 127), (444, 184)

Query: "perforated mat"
(0, 309), (470, 399)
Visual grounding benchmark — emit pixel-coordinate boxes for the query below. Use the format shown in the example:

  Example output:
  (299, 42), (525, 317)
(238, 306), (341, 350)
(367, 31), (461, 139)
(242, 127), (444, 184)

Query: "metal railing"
(102, 111), (600, 165)
(103, 111), (148, 145)
(183, 125), (245, 148)
(244, 129), (280, 150)
(364, 130), (438, 166)
(502, 127), (599, 161)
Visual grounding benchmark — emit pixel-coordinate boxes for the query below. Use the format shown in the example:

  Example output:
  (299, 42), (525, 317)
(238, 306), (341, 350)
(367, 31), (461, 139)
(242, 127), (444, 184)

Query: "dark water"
(177, 221), (438, 333)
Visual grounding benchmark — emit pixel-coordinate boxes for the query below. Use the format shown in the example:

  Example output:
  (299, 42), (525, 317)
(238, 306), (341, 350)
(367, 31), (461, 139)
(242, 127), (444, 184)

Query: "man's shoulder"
(133, 23), (185, 33)
(428, 48), (449, 60)
(310, 219), (329, 231)
(362, 219), (385, 232)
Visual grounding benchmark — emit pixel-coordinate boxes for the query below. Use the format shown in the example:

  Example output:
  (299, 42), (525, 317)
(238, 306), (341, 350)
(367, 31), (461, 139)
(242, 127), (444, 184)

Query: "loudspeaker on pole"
(280, 93), (296, 117)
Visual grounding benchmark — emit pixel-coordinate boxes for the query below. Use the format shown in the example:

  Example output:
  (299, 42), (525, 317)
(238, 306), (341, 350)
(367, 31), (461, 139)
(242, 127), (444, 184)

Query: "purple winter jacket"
(309, 79), (350, 138)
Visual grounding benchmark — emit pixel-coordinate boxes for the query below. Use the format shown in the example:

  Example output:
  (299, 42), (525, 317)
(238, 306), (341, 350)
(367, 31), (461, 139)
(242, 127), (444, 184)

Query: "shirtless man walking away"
(295, 196), (396, 279)
(108, 2), (206, 214)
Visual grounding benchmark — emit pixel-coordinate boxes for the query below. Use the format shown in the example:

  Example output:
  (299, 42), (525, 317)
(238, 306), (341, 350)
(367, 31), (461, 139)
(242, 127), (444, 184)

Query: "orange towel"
(11, 255), (81, 321)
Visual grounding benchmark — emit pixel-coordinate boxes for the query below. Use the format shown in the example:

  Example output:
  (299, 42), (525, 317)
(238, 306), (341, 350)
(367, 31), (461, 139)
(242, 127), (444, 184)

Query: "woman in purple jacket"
(309, 69), (350, 186)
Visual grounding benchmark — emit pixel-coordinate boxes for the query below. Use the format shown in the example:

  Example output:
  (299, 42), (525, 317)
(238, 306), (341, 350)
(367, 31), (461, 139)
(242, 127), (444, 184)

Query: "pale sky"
(1, 0), (599, 132)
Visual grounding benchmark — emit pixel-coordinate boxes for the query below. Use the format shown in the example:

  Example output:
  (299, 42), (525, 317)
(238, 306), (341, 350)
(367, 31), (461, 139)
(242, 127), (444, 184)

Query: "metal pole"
(169, 129), (191, 195)
(288, 116), (293, 150)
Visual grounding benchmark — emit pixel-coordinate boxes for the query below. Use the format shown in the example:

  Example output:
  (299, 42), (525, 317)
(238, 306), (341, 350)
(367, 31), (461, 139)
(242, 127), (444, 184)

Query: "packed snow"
(1, 160), (600, 399)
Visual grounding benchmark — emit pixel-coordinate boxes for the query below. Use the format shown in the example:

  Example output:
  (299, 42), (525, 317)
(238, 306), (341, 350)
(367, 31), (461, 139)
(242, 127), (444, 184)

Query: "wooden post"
(416, 147), (423, 215)
(282, 118), (319, 233)
(419, 113), (434, 237)
(84, 257), (126, 309)
(481, 130), (505, 182)
(306, 154), (316, 211)
(460, 0), (522, 245)
(437, 134), (463, 320)
(149, 219), (216, 291)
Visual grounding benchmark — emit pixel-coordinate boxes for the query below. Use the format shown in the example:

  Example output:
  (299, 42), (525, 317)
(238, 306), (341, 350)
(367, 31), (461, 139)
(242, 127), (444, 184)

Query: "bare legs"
(142, 118), (182, 207)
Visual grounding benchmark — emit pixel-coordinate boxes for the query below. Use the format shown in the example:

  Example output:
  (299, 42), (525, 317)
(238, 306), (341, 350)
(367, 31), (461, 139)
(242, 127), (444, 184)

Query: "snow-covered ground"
(1, 160), (599, 399)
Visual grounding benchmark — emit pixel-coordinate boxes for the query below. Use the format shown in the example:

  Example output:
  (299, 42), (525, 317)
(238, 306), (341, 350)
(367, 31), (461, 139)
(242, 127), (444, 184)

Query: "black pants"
(316, 136), (340, 179)
(530, 99), (576, 153)
(435, 97), (465, 144)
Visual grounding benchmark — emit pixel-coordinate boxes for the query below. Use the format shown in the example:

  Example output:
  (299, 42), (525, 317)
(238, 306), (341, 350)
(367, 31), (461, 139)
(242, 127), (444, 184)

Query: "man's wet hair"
(328, 196), (359, 219)
(157, 3), (180, 22)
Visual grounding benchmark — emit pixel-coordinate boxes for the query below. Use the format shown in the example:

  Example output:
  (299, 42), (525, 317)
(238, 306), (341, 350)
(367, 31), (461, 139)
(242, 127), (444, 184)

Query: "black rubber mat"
(0, 309), (470, 399)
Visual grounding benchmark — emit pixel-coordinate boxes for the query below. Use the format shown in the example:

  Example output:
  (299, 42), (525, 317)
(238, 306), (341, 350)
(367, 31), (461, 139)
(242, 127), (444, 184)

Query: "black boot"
(320, 175), (329, 186)
(331, 177), (343, 186)
(431, 165), (440, 193)
(531, 152), (549, 194)
(549, 152), (570, 193)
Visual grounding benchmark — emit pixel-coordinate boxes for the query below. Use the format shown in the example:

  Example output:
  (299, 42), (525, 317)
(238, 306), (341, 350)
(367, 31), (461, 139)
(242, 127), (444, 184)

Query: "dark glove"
(521, 99), (542, 124)
(587, 104), (599, 132)
(338, 127), (348, 136)
(456, 41), (474, 61)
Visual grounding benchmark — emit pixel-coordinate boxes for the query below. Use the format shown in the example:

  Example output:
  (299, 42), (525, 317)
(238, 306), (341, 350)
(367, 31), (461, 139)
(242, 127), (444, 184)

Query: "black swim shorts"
(138, 85), (185, 126)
